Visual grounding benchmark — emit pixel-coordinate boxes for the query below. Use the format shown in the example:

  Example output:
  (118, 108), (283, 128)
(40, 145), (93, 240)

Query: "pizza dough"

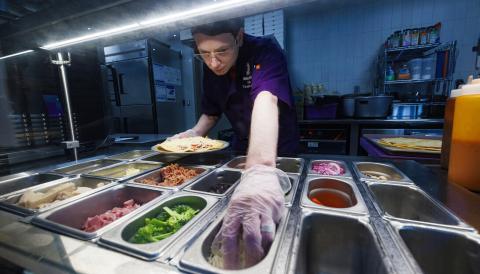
(154, 137), (226, 153)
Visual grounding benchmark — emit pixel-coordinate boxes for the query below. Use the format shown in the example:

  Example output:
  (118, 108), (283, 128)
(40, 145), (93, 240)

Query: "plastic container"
(421, 57), (436, 80)
(447, 77), (480, 191)
(408, 58), (423, 80)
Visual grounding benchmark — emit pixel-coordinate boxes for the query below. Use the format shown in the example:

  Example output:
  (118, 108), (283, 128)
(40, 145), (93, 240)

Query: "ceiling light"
(39, 0), (267, 51)
(0, 50), (34, 60)
(41, 23), (140, 50)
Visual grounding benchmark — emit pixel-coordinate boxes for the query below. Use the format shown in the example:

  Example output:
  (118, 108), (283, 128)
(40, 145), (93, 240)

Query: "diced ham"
(81, 199), (141, 232)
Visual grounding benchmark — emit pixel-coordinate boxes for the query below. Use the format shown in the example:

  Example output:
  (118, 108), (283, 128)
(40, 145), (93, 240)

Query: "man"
(173, 18), (299, 269)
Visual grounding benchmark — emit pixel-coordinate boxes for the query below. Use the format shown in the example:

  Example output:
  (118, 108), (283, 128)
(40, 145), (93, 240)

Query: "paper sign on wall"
(153, 64), (182, 86)
(155, 84), (176, 102)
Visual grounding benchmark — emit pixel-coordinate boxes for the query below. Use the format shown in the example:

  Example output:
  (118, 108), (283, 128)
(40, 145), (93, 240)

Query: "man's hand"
(211, 164), (288, 269)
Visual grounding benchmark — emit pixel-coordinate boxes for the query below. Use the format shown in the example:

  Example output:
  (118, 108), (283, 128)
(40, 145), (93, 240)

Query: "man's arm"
(192, 114), (220, 136)
(245, 91), (278, 168)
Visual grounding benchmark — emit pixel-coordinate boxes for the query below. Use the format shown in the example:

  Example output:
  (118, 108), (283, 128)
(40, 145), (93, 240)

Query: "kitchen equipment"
(390, 103), (425, 119)
(421, 57), (436, 80)
(352, 162), (413, 184)
(341, 96), (355, 117)
(408, 58), (422, 80)
(0, 173), (64, 196)
(102, 39), (185, 134)
(354, 96), (393, 118)
(368, 183), (472, 230)
(98, 193), (218, 261)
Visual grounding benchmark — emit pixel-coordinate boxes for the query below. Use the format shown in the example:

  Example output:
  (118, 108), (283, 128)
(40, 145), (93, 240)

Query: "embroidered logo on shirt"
(242, 62), (252, 89)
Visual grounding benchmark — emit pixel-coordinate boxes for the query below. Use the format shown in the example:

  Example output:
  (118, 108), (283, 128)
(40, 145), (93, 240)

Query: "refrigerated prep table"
(0, 151), (478, 274)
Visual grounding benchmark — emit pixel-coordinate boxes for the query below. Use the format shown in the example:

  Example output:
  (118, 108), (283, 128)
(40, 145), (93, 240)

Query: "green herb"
(129, 204), (199, 244)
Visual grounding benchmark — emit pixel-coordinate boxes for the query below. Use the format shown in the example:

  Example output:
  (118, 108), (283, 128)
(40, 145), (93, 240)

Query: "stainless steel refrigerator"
(102, 39), (185, 134)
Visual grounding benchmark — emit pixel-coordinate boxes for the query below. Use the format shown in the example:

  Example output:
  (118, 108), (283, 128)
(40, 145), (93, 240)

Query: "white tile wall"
(286, 0), (480, 94)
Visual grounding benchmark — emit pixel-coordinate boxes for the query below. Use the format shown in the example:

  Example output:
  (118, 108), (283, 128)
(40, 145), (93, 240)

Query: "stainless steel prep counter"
(0, 152), (478, 274)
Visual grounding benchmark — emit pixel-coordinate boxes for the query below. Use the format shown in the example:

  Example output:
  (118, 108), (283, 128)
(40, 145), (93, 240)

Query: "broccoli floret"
(129, 204), (200, 244)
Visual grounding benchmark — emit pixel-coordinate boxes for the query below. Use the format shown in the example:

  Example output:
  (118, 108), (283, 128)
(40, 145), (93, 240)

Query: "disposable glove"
(211, 164), (288, 269)
(167, 128), (200, 140)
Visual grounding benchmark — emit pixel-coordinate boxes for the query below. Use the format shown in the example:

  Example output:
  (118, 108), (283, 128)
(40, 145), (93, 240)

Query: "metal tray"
(178, 207), (290, 273)
(52, 159), (122, 175)
(285, 174), (300, 207)
(391, 223), (480, 274)
(141, 153), (185, 164)
(85, 162), (162, 181)
(300, 176), (368, 215)
(183, 169), (242, 197)
(0, 173), (65, 197)
(98, 193), (218, 261)
(223, 156), (305, 174)
(287, 210), (388, 274)
(308, 159), (352, 177)
(129, 165), (210, 191)
(107, 150), (157, 161)
(364, 134), (441, 155)
(174, 153), (233, 167)
(368, 183), (473, 231)
(0, 177), (115, 216)
(32, 184), (168, 240)
(352, 162), (412, 184)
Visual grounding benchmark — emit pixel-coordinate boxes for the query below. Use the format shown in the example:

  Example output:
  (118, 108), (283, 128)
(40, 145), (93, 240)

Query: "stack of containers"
(263, 10), (285, 50)
(442, 76), (480, 191)
(243, 14), (263, 37)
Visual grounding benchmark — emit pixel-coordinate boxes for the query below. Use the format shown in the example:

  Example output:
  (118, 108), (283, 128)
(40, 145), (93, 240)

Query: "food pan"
(141, 153), (185, 164)
(368, 183), (473, 230)
(52, 159), (122, 175)
(308, 160), (352, 177)
(224, 156), (305, 174)
(129, 165), (210, 191)
(85, 162), (161, 181)
(179, 207), (289, 273)
(352, 162), (412, 184)
(301, 176), (368, 215)
(32, 184), (168, 240)
(0, 173), (65, 197)
(0, 177), (114, 216)
(183, 169), (242, 197)
(175, 153), (232, 167)
(98, 193), (218, 261)
(107, 150), (157, 161)
(288, 211), (388, 274)
(392, 223), (480, 274)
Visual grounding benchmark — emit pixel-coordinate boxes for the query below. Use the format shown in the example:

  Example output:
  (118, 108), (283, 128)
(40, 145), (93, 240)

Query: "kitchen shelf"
(385, 43), (441, 53)
(384, 79), (444, 85)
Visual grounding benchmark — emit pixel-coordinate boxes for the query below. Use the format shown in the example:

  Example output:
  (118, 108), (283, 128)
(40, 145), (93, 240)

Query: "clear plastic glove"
(211, 164), (288, 269)
(167, 128), (200, 140)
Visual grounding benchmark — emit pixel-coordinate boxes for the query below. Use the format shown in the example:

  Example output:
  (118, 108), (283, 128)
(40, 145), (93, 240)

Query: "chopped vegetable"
(311, 161), (345, 176)
(129, 204), (199, 244)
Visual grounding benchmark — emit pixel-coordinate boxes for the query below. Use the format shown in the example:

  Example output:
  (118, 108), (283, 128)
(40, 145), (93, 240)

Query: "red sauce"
(308, 188), (353, 208)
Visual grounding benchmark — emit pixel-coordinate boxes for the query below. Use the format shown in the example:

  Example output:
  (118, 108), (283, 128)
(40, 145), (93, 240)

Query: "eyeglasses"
(194, 39), (237, 62)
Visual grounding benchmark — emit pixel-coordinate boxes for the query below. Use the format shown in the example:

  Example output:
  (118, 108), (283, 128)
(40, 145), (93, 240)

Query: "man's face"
(194, 32), (242, 76)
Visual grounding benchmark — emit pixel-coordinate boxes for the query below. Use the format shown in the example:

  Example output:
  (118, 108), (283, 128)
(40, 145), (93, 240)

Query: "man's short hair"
(191, 18), (243, 37)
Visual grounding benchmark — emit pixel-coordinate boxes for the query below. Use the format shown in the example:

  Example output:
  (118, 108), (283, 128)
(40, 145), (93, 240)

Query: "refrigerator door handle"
(118, 73), (126, 94)
(106, 65), (121, 106)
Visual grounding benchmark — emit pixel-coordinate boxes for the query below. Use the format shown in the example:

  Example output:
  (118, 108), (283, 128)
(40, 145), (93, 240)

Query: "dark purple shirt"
(201, 34), (299, 155)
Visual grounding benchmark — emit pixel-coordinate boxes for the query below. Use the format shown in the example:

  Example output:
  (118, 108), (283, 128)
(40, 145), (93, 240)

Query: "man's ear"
(236, 28), (245, 47)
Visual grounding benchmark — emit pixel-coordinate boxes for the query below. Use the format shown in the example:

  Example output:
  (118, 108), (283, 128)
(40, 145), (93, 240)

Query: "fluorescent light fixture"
(40, 0), (268, 50)
(139, 0), (267, 26)
(41, 23), (140, 50)
(0, 50), (34, 60)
